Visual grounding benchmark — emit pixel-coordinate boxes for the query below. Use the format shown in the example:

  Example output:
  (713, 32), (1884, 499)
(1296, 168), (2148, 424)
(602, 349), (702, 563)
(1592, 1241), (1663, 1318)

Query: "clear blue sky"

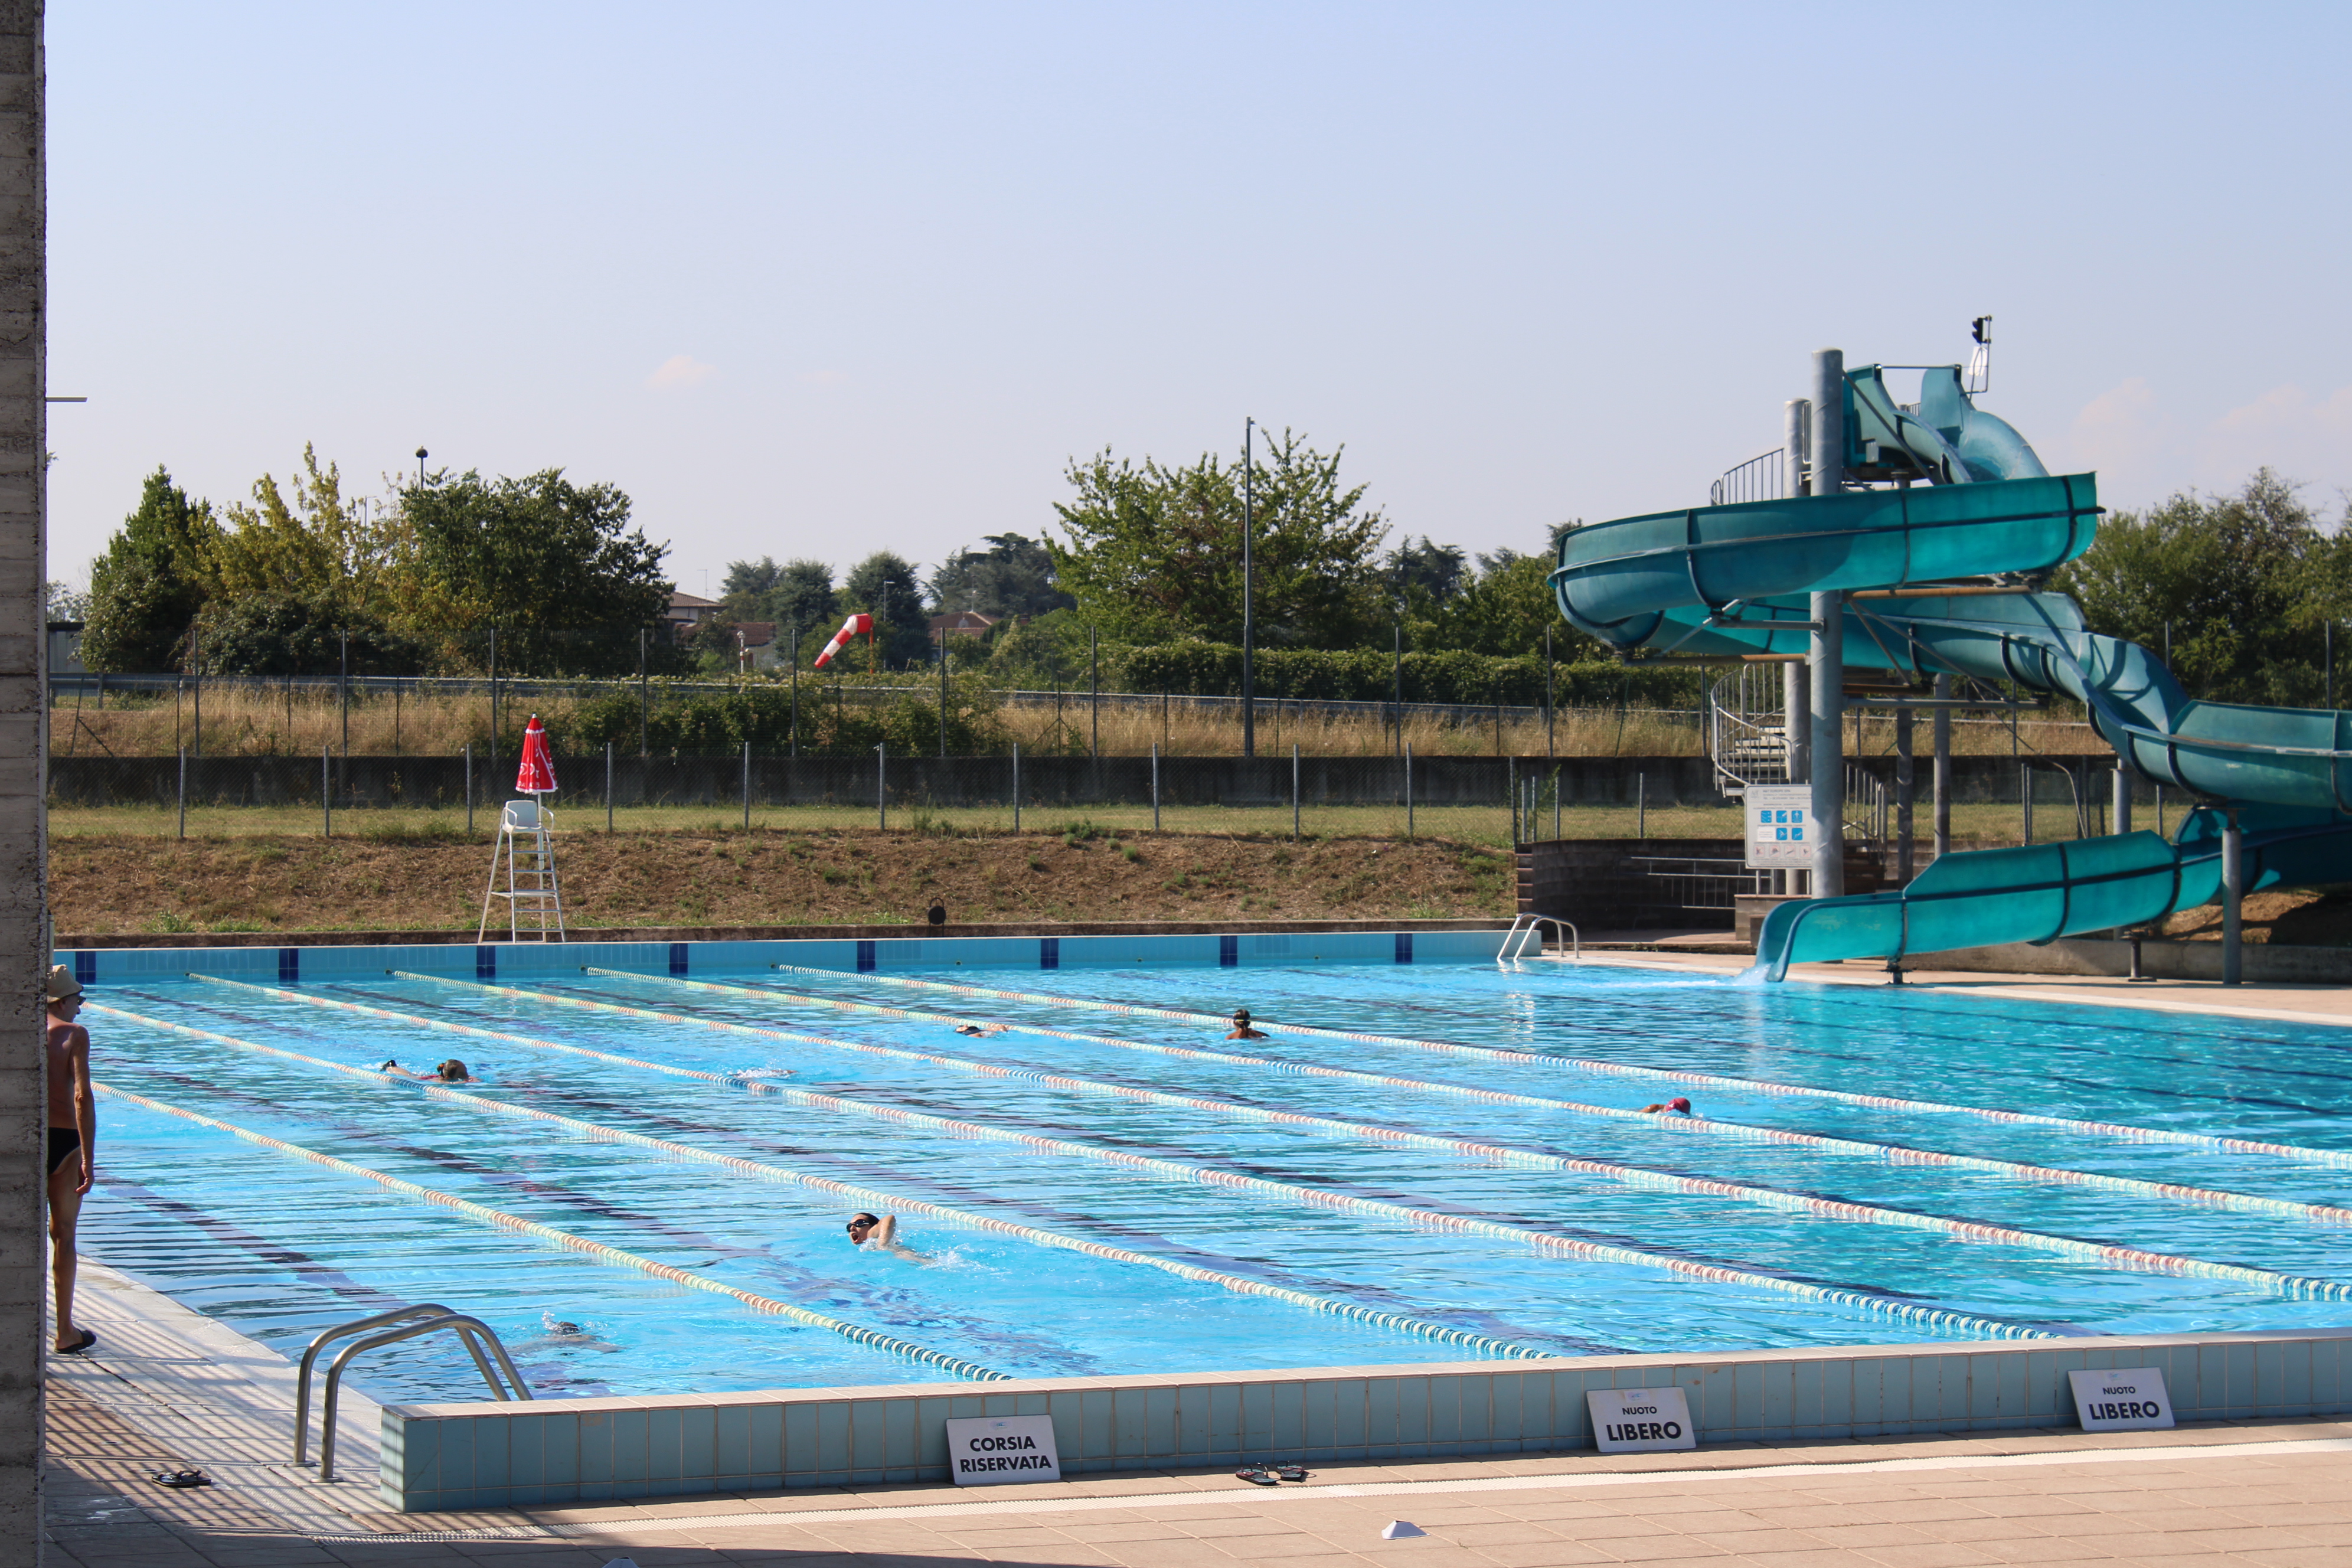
(46, 1), (2352, 599)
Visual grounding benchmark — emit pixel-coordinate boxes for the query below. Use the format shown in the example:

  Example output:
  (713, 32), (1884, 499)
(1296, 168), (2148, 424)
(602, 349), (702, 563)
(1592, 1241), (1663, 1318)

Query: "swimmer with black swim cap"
(1226, 1008), (1268, 1041)
(847, 1211), (927, 1261)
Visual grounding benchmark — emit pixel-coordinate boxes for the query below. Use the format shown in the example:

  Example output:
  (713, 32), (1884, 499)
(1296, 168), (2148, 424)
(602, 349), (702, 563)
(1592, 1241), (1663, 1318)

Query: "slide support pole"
(1894, 703), (1914, 884)
(1932, 673), (1952, 860)
(2112, 765), (2131, 836)
(2222, 807), (2244, 985)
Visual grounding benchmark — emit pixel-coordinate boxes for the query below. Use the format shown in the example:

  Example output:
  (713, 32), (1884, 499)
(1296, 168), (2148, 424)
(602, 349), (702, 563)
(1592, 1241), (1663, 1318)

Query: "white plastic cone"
(1380, 1520), (1427, 1538)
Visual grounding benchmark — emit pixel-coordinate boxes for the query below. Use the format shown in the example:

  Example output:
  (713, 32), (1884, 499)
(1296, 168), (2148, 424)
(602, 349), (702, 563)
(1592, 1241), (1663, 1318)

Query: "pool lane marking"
(770, 964), (2352, 1171)
(87, 1081), (1009, 1383)
(407, 975), (2352, 1299)
(308, 1435), (2352, 1543)
(603, 971), (2352, 1229)
(93, 1002), (1562, 1364)
(370, 973), (2061, 1340)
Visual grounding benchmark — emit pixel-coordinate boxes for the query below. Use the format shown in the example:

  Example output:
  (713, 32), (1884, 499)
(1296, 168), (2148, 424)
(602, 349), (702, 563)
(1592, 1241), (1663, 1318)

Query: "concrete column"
(1782, 659), (1808, 785)
(2222, 808), (2243, 986)
(1783, 397), (1810, 498)
(1807, 350), (1844, 899)
(0, 4), (42, 1559)
(1932, 672), (1952, 859)
(2112, 765), (2131, 836)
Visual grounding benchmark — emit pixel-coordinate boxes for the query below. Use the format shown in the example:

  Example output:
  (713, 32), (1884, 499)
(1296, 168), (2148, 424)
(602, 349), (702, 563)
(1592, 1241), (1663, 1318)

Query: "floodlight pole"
(1242, 417), (1256, 759)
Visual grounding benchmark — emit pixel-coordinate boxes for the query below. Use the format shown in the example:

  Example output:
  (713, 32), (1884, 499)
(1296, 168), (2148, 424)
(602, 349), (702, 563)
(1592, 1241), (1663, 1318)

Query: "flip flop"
(54, 1329), (96, 1355)
(1235, 1466), (1279, 1487)
(149, 1469), (207, 1489)
(1275, 1464), (1311, 1482)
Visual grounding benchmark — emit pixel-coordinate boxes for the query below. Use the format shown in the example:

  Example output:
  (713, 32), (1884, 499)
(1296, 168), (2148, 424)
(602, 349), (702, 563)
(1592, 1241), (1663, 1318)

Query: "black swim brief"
(47, 1128), (81, 1176)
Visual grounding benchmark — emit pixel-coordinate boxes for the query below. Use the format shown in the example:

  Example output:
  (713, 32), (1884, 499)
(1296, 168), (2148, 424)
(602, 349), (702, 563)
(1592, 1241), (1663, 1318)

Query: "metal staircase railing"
(1709, 447), (1785, 507)
(294, 1304), (531, 1481)
(1704, 664), (1794, 797)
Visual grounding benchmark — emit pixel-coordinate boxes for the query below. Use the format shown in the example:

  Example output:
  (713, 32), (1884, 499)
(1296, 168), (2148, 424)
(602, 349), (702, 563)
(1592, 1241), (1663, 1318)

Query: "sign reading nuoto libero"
(1587, 1387), (1697, 1453)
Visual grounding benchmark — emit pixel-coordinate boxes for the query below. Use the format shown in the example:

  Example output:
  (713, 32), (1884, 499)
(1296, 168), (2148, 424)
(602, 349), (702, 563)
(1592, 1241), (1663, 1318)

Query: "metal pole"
(191, 626), (201, 757)
(465, 743), (473, 834)
(1089, 624), (1099, 757)
(2329, 620), (2335, 710)
(1785, 397), (1810, 496)
(1011, 742), (1020, 833)
(743, 741), (752, 831)
(638, 626), (648, 757)
(1404, 743), (1414, 838)
(789, 621), (799, 757)
(488, 626), (499, 786)
(1241, 417), (1255, 758)
(2112, 764), (2131, 837)
(1544, 625), (1554, 759)
(322, 744), (331, 838)
(1783, 398), (1811, 792)
(1508, 756), (1518, 844)
(1808, 348), (1845, 899)
(2222, 806), (2244, 985)
(940, 638), (949, 759)
(1894, 703), (1914, 884)
(1152, 741), (1160, 833)
(606, 741), (615, 833)
(1932, 672), (1952, 860)
(1393, 623), (1403, 758)
(876, 742), (886, 831)
(2021, 763), (2032, 844)
(177, 746), (185, 839)
(1636, 772), (1645, 839)
(339, 628), (349, 760)
(1292, 743), (1300, 842)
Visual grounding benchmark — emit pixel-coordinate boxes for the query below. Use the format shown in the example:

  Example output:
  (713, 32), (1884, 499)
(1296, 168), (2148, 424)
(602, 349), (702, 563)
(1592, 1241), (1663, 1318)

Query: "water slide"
(1549, 364), (2352, 981)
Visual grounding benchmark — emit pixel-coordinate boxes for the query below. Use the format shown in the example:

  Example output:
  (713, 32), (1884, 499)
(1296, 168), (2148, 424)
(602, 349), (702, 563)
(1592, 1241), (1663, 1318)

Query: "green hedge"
(1116, 642), (1701, 707)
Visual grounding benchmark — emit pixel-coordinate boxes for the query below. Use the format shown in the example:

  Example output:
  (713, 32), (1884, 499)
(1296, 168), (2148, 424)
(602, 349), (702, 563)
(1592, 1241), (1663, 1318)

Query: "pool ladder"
(1500, 913), (1579, 963)
(293, 1304), (533, 1482)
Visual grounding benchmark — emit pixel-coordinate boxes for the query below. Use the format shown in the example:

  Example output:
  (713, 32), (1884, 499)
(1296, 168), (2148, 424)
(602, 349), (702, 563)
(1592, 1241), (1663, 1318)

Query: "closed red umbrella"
(515, 714), (558, 796)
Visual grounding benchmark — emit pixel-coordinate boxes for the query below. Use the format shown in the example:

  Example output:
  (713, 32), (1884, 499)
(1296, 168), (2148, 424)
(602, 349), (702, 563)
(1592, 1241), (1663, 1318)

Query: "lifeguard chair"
(478, 715), (567, 941)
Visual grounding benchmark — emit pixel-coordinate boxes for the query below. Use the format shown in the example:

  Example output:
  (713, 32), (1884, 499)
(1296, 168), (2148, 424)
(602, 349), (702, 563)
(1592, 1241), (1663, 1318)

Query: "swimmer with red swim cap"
(1638, 1097), (1693, 1115)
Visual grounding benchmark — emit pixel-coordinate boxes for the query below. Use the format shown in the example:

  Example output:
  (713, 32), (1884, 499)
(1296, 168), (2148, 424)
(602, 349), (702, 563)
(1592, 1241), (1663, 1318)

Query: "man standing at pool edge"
(47, 964), (97, 1353)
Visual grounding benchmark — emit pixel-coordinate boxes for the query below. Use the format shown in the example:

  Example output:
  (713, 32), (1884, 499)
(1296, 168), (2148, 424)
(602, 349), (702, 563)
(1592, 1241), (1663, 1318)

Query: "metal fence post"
(1404, 743), (1414, 839)
(639, 626), (649, 756)
(1090, 625), (1099, 757)
(743, 741), (752, 831)
(1636, 772), (1647, 839)
(322, 744), (331, 838)
(1552, 768), (1560, 841)
(465, 743), (473, 834)
(606, 741), (615, 833)
(2021, 763), (2031, 844)
(177, 746), (185, 839)
(1151, 742), (1160, 833)
(939, 643), (949, 758)
(1291, 744), (1300, 842)
(876, 743), (886, 831)
(1508, 756), (1517, 844)
(1012, 743), (1020, 833)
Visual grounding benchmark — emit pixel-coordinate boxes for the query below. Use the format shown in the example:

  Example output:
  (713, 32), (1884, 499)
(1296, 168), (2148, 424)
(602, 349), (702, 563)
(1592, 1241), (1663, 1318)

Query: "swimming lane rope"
(769, 965), (2352, 1171)
(87, 1079), (1009, 1381)
(605, 971), (2352, 1229)
(99, 1001), (1566, 1363)
(351, 974), (2076, 1338)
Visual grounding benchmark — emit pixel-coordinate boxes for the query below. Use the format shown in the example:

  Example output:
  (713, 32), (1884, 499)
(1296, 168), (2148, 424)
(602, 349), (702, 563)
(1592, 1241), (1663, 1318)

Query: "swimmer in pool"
(846, 1211), (927, 1261)
(379, 1058), (476, 1083)
(1226, 1009), (1269, 1041)
(1638, 1097), (1693, 1115)
(953, 1022), (1008, 1037)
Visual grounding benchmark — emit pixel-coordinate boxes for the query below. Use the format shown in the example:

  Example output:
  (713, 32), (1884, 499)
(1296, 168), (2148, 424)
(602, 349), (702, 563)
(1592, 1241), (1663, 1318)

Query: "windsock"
(515, 714), (558, 795)
(812, 613), (873, 669)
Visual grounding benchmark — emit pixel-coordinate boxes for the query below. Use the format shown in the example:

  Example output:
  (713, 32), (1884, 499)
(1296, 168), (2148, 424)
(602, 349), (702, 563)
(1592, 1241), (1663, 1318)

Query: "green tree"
(1411, 539), (1600, 658)
(1047, 430), (1389, 648)
(1383, 535), (1468, 616)
(2053, 469), (2330, 705)
(81, 466), (218, 672)
(929, 532), (1072, 620)
(188, 592), (427, 677)
(395, 469), (672, 675)
(839, 550), (930, 668)
(721, 557), (838, 660)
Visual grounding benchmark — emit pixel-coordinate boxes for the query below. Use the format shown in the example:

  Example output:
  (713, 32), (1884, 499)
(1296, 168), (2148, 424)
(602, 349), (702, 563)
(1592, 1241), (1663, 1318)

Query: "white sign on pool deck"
(1587, 1387), (1697, 1453)
(944, 1415), (1062, 1485)
(1744, 785), (1814, 869)
(2068, 1367), (2175, 1432)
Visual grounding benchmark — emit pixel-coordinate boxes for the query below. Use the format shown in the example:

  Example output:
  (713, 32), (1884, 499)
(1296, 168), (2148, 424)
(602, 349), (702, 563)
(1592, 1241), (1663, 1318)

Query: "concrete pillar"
(1782, 659), (1808, 785)
(2222, 808), (2243, 986)
(1808, 350), (1845, 899)
(2112, 765), (2131, 836)
(0, 4), (42, 1560)
(1932, 672), (1952, 860)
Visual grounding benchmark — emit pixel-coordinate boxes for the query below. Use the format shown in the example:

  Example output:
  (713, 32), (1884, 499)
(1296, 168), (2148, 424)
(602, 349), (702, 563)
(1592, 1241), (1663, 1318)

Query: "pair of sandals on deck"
(1235, 1462), (1311, 1486)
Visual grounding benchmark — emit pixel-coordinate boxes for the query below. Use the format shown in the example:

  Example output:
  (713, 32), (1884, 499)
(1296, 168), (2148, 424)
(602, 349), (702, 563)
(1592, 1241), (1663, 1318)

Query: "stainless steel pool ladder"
(1500, 913), (1579, 963)
(294, 1305), (532, 1481)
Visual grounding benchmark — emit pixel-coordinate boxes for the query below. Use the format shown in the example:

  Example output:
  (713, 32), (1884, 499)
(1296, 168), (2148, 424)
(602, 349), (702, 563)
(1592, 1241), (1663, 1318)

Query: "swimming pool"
(71, 946), (2352, 1408)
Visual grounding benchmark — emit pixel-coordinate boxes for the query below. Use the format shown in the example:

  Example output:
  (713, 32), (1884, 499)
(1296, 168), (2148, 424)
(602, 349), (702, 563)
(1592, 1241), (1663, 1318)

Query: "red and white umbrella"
(515, 714), (558, 796)
(812, 613), (873, 669)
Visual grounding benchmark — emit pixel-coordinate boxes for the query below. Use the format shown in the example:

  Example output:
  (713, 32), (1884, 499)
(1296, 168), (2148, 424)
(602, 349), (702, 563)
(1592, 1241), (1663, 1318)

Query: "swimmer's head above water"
(846, 1213), (881, 1244)
(1638, 1097), (1694, 1115)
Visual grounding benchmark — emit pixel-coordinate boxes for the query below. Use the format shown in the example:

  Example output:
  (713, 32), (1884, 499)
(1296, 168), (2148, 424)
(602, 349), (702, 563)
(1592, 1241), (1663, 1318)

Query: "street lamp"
(414, 447), (427, 486)
(1242, 418), (1257, 759)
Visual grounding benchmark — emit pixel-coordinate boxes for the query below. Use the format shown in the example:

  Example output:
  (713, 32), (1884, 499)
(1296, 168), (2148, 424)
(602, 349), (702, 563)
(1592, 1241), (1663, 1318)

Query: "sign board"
(1587, 1387), (1697, 1453)
(1745, 785), (1815, 869)
(2067, 1367), (2174, 1432)
(943, 1414), (1061, 1485)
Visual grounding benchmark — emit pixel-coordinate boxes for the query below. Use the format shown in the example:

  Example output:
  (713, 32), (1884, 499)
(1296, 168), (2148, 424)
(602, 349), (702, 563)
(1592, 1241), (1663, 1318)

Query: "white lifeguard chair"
(479, 798), (568, 940)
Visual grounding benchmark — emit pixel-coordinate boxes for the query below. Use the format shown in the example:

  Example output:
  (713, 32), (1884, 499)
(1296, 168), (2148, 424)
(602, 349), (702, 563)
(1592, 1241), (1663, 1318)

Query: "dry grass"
(53, 827), (1518, 937)
(48, 683), (2111, 760)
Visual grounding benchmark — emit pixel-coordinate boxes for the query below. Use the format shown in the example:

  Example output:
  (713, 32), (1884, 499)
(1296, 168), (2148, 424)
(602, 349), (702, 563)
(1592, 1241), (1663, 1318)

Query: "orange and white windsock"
(811, 613), (873, 669)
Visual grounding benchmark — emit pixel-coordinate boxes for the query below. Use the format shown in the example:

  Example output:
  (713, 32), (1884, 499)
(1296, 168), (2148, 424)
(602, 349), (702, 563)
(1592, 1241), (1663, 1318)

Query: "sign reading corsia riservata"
(943, 1415), (1061, 1485)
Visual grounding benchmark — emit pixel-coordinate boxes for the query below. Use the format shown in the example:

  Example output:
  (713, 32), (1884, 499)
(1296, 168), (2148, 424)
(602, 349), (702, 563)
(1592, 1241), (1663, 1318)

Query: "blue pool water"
(74, 956), (2352, 1405)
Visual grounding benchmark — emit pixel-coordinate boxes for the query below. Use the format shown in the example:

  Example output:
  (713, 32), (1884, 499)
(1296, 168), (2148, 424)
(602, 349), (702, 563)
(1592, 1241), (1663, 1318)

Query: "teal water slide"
(1549, 364), (2352, 981)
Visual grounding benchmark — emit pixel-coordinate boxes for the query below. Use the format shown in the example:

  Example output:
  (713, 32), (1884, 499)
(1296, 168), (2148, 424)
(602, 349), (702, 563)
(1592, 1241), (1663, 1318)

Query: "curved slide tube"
(1549, 472), (2352, 978)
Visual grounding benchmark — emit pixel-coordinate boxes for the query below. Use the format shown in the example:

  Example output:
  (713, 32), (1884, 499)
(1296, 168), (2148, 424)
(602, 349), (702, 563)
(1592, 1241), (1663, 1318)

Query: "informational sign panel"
(943, 1414), (1062, 1485)
(2067, 1367), (2174, 1432)
(1587, 1387), (1697, 1453)
(1745, 785), (1815, 870)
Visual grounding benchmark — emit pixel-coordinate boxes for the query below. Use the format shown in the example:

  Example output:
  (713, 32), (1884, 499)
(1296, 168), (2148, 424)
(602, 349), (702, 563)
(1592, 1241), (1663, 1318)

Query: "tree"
(721, 556), (837, 659)
(1412, 545), (1600, 658)
(44, 582), (89, 623)
(2054, 469), (2331, 705)
(1048, 430), (1389, 647)
(394, 469), (671, 675)
(1384, 536), (1468, 616)
(839, 550), (931, 669)
(210, 445), (393, 617)
(929, 532), (1073, 620)
(188, 592), (427, 677)
(80, 467), (217, 672)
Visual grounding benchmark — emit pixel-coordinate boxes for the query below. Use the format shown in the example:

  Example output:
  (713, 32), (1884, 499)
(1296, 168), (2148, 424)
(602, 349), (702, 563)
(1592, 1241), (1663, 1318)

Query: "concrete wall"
(378, 1328), (2352, 1511)
(1909, 936), (2352, 985)
(0, 6), (38, 1562)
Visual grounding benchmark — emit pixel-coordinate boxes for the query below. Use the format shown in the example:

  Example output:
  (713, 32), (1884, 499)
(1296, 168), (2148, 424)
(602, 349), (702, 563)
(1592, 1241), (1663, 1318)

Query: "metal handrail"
(296, 1307), (530, 1479)
(1500, 913), (1579, 963)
